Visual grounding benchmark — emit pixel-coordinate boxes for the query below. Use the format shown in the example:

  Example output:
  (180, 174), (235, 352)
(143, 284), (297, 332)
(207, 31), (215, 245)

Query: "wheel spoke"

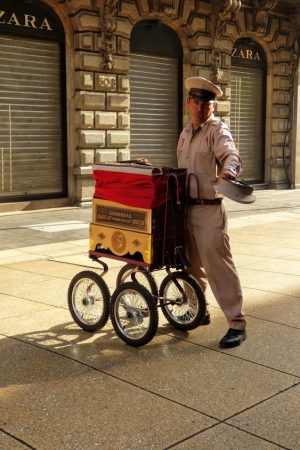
(116, 291), (149, 337)
(159, 272), (206, 331)
(67, 271), (110, 332)
(73, 280), (104, 325)
(110, 282), (158, 346)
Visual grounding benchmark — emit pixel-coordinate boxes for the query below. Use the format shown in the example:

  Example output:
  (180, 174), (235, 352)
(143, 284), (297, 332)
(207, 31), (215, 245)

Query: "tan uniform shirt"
(177, 115), (242, 199)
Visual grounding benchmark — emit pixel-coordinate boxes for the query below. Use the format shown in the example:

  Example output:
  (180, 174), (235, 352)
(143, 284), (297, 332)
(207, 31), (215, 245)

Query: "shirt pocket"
(195, 151), (216, 176)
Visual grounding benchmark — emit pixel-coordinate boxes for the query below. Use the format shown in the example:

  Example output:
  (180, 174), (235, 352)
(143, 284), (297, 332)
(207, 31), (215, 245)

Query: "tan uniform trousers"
(185, 202), (247, 330)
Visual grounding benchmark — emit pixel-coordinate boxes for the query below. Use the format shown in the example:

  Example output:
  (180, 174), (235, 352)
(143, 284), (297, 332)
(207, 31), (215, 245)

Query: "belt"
(188, 197), (222, 206)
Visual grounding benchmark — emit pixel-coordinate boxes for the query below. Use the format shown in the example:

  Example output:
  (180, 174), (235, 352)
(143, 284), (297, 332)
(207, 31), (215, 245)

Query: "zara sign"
(0, 0), (64, 40)
(231, 39), (265, 68)
(0, 10), (53, 30)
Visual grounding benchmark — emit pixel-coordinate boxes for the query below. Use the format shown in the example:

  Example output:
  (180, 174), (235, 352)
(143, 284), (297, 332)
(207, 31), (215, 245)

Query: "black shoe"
(219, 328), (246, 348)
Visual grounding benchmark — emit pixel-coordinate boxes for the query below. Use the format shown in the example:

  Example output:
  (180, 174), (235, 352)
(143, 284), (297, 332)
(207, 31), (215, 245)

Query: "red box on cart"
(90, 163), (187, 269)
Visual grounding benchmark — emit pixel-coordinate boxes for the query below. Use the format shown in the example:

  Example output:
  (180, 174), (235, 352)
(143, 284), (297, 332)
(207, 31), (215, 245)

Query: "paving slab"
(19, 242), (88, 258)
(231, 241), (299, 259)
(239, 288), (300, 327)
(1, 308), (297, 424)
(238, 267), (300, 297)
(21, 220), (89, 233)
(0, 266), (53, 288)
(230, 224), (300, 238)
(0, 339), (215, 450)
(232, 233), (300, 249)
(98, 339), (298, 421)
(0, 249), (43, 264)
(233, 253), (277, 268)
(0, 337), (216, 450)
(171, 422), (280, 449)
(0, 191), (300, 449)
(1, 279), (71, 309)
(166, 316), (300, 377)
(0, 431), (29, 450)
(226, 384), (300, 450)
(240, 257), (300, 276)
(3, 260), (88, 279)
(0, 294), (54, 319)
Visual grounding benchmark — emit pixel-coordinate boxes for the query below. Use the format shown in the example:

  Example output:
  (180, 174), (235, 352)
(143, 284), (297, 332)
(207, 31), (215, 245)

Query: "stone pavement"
(0, 190), (300, 449)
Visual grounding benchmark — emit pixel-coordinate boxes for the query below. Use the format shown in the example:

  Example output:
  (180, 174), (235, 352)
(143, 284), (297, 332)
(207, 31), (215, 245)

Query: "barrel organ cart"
(67, 162), (206, 346)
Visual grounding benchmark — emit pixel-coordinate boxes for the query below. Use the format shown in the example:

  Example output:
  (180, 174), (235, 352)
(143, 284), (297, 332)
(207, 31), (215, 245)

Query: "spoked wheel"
(116, 264), (159, 299)
(159, 271), (206, 331)
(67, 271), (110, 332)
(110, 282), (159, 346)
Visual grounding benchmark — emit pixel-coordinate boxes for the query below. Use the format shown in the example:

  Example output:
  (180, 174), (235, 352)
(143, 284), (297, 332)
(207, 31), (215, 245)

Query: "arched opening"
(230, 38), (266, 183)
(0, 0), (67, 202)
(130, 20), (183, 167)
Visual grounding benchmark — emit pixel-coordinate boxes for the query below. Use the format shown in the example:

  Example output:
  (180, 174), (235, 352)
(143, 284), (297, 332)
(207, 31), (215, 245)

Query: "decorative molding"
(159, 0), (175, 16)
(211, 47), (221, 82)
(221, 0), (241, 14)
(254, 0), (276, 34)
(289, 13), (300, 52)
(215, 0), (241, 41)
(288, 51), (299, 78)
(212, 1), (241, 81)
(101, 0), (118, 71)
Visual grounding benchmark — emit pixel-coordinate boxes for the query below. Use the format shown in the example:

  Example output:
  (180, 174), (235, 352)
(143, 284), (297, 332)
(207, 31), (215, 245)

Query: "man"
(177, 76), (246, 348)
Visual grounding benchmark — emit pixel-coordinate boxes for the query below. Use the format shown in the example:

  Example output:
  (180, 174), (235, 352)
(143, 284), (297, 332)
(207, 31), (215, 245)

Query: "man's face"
(187, 97), (216, 128)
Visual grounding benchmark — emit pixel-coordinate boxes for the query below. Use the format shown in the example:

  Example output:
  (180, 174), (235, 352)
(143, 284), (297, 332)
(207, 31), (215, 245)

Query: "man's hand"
(216, 169), (236, 185)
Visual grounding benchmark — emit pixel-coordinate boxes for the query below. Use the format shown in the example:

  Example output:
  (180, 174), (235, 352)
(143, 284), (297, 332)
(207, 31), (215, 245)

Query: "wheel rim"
(162, 279), (199, 324)
(113, 288), (151, 340)
(72, 277), (105, 325)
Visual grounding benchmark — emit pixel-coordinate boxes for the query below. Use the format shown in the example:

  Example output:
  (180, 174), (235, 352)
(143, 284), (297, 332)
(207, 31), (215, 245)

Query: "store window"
(230, 39), (266, 183)
(0, 0), (66, 201)
(130, 21), (183, 167)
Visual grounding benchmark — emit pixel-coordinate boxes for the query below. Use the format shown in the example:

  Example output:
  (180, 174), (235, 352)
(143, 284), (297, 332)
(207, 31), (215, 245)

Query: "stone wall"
(54, 0), (300, 203)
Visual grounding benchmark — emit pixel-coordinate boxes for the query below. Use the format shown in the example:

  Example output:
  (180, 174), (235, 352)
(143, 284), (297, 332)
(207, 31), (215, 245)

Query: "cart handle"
(187, 172), (201, 200)
(162, 172), (191, 269)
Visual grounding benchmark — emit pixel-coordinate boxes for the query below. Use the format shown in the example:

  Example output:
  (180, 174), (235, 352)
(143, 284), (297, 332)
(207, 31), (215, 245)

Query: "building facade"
(1, 0), (300, 212)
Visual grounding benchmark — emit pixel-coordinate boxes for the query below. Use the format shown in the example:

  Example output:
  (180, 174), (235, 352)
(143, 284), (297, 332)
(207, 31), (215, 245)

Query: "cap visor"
(214, 183), (256, 204)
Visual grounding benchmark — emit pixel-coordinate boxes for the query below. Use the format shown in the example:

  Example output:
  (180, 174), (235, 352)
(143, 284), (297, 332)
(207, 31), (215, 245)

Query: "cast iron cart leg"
(110, 282), (158, 347)
(116, 264), (159, 298)
(67, 271), (110, 332)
